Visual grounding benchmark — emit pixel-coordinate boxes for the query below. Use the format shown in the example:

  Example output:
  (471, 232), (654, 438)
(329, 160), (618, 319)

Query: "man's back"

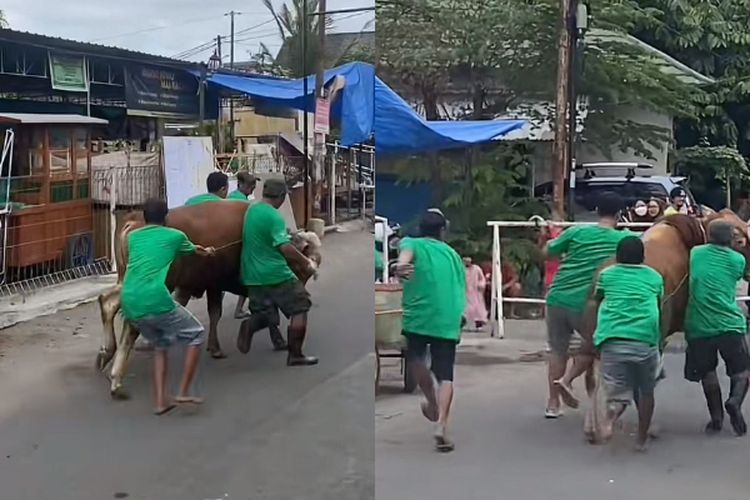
(185, 193), (223, 206)
(594, 264), (663, 347)
(241, 202), (296, 287)
(546, 225), (633, 312)
(686, 244), (747, 339)
(400, 237), (466, 341)
(122, 225), (195, 320)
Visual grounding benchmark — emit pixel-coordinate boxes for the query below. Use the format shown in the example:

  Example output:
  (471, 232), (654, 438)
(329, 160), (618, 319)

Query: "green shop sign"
(49, 53), (89, 93)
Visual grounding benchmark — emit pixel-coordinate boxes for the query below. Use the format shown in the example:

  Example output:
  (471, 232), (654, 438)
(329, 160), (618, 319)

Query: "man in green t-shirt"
(545, 193), (633, 418)
(592, 237), (663, 450)
(227, 171), (257, 202)
(121, 198), (216, 415)
(184, 171), (229, 206)
(397, 209), (466, 452)
(685, 220), (749, 436)
(236, 179), (318, 366)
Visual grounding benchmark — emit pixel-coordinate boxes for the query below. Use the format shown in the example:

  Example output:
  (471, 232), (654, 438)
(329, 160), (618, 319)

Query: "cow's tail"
(116, 218), (143, 282)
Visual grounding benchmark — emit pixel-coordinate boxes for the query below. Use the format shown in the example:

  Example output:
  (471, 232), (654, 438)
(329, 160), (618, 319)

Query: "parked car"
(534, 162), (701, 221)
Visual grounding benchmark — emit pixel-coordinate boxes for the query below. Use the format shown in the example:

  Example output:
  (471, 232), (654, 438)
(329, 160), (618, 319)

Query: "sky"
(2, 0), (374, 62)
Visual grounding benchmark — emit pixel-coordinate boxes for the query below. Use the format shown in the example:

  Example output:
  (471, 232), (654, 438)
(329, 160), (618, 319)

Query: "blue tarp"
(205, 62), (526, 155)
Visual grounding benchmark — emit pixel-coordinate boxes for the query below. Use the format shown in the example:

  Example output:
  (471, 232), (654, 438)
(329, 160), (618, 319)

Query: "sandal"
(554, 380), (580, 409)
(175, 396), (204, 405)
(153, 403), (176, 416)
(544, 407), (562, 419)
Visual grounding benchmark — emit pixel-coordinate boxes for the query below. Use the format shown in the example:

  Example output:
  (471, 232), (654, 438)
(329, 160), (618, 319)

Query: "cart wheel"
(403, 351), (417, 394)
(65, 233), (94, 270)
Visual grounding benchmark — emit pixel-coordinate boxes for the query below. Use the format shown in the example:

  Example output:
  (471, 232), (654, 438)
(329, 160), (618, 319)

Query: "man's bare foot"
(208, 347), (228, 359)
(175, 396), (204, 405)
(433, 424), (455, 452)
(554, 380), (580, 409)
(154, 402), (176, 416)
(634, 438), (649, 453)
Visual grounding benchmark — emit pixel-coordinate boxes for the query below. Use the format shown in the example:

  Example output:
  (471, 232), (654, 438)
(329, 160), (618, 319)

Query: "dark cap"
(263, 178), (288, 198)
(419, 208), (449, 238)
(670, 187), (686, 199)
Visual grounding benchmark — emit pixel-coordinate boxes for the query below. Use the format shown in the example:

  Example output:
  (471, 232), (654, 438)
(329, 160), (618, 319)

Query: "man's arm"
(269, 216), (314, 281)
(544, 226), (573, 259)
(177, 232), (214, 257)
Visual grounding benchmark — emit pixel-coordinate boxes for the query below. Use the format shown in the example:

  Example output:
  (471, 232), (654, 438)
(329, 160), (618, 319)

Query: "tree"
(257, 0), (372, 77)
(0, 10), (7, 28)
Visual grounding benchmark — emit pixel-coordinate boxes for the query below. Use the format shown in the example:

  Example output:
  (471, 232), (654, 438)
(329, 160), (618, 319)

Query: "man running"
(228, 172), (257, 202)
(185, 171), (229, 206)
(593, 237), (663, 450)
(544, 193), (634, 417)
(685, 220), (749, 436)
(121, 198), (216, 415)
(236, 179), (318, 365)
(397, 209), (466, 452)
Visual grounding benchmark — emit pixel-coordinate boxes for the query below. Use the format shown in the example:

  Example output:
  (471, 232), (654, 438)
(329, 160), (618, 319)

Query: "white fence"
(487, 218), (750, 339)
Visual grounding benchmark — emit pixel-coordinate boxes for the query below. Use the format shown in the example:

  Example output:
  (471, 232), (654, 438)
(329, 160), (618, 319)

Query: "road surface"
(376, 328), (750, 500)
(0, 227), (374, 500)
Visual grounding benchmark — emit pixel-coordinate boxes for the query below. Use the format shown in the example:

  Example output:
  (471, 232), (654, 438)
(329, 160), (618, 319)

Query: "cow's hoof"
(110, 386), (130, 401)
(209, 348), (228, 360)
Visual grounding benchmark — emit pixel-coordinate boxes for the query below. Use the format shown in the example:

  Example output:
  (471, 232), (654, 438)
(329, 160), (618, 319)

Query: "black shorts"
(247, 280), (311, 319)
(404, 332), (458, 382)
(684, 333), (749, 382)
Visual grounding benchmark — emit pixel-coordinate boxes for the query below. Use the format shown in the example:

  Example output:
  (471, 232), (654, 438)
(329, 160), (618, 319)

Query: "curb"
(0, 275), (117, 330)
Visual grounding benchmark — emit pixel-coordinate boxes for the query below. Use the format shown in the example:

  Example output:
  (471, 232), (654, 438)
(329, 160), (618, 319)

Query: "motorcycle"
(374, 218), (401, 282)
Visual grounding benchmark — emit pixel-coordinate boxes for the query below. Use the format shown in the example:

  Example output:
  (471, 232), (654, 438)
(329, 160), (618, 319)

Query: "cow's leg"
(96, 285), (122, 371)
(206, 288), (227, 359)
(109, 321), (139, 400)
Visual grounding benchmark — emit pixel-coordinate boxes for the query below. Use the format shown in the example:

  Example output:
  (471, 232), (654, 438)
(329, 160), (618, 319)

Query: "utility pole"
(552, 0), (575, 220)
(302, 0), (310, 225)
(216, 34), (225, 153)
(225, 10), (241, 151)
(312, 0), (327, 220)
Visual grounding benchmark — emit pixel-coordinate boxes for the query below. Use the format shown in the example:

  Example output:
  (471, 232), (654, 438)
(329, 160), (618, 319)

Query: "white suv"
(534, 162), (700, 221)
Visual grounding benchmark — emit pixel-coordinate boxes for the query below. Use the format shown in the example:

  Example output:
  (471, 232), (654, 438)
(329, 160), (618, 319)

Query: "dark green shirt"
(121, 226), (196, 320)
(240, 202), (296, 286)
(594, 264), (664, 347)
(184, 193), (223, 206)
(686, 244), (747, 339)
(400, 237), (466, 341)
(546, 225), (635, 312)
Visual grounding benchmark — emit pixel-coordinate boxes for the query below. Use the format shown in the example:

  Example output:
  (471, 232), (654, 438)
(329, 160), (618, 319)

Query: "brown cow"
(579, 211), (750, 442)
(97, 201), (320, 398)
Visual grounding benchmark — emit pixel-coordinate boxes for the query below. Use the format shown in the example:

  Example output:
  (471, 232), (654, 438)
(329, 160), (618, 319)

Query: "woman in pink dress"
(463, 257), (488, 330)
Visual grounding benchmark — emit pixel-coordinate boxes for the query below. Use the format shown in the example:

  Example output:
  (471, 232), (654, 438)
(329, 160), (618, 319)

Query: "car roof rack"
(579, 162), (654, 180)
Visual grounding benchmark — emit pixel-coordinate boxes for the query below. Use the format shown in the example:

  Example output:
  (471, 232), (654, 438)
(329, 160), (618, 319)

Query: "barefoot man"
(121, 198), (216, 415)
(397, 209), (466, 452)
(685, 220), (749, 436)
(544, 193), (633, 418)
(593, 237), (663, 450)
(236, 179), (318, 365)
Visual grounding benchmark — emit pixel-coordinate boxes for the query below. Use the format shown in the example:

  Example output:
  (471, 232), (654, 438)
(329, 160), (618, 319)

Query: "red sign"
(314, 97), (330, 134)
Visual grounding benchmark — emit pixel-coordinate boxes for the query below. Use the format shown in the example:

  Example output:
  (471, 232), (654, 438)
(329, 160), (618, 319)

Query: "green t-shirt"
(685, 244), (747, 339)
(184, 193), (224, 206)
(400, 237), (466, 341)
(121, 225), (196, 320)
(593, 264), (664, 347)
(227, 190), (249, 202)
(240, 202), (296, 286)
(546, 225), (635, 312)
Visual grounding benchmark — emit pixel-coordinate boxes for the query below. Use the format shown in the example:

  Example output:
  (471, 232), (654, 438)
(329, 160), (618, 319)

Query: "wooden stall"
(0, 113), (107, 274)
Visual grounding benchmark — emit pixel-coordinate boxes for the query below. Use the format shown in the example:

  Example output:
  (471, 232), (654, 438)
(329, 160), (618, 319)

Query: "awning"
(0, 113), (109, 125)
(206, 62), (526, 155)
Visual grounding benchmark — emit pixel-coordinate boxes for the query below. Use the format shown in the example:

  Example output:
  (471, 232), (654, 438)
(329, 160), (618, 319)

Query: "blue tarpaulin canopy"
(205, 62), (525, 155)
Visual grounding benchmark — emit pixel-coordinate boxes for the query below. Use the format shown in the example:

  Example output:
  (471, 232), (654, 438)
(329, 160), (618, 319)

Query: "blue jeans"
(130, 304), (205, 351)
(600, 340), (660, 404)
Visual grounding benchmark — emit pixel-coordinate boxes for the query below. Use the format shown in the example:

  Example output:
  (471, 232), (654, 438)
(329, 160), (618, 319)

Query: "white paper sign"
(163, 136), (215, 209)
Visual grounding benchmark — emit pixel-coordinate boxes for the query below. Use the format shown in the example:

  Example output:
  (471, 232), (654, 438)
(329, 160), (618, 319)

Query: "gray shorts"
(546, 305), (583, 355)
(131, 304), (205, 351)
(600, 340), (660, 404)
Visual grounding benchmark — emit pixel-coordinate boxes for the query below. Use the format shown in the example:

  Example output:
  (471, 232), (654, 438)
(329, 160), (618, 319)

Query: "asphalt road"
(0, 227), (374, 500)
(376, 352), (750, 500)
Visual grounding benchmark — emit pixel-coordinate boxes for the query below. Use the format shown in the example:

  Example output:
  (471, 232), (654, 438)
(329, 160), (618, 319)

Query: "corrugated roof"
(0, 28), (199, 69)
(0, 113), (109, 125)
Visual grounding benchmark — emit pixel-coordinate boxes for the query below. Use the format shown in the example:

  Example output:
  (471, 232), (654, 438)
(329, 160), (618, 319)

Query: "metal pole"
(216, 35), (224, 153)
(552, 0), (574, 220)
(109, 166), (118, 274)
(312, 0), (327, 220)
(302, 0), (310, 226)
(331, 141), (337, 226)
(86, 57), (91, 117)
(491, 225), (505, 339)
(225, 11), (241, 150)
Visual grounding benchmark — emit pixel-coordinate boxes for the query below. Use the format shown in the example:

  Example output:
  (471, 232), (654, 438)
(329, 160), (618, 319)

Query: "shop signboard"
(125, 64), (200, 117)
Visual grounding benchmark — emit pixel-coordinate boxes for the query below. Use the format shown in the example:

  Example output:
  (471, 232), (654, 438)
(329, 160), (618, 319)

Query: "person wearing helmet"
(664, 187), (689, 216)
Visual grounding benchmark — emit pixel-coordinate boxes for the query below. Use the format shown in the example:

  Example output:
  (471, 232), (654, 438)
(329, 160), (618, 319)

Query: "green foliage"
(255, 0), (370, 77)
